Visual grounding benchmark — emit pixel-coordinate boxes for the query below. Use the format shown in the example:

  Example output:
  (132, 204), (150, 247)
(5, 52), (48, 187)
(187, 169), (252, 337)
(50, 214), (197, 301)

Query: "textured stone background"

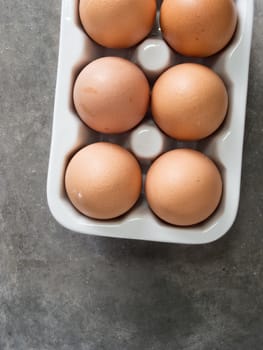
(0, 1), (262, 349)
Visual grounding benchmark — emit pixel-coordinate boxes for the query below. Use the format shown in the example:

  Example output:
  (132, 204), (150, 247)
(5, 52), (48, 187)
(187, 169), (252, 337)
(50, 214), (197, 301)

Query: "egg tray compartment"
(47, 0), (254, 244)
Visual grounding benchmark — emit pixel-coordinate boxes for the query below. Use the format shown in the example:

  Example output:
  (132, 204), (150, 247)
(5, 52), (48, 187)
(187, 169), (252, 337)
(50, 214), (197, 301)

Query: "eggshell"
(79, 0), (157, 48)
(160, 0), (237, 57)
(151, 63), (228, 141)
(145, 149), (222, 226)
(73, 57), (150, 134)
(65, 143), (142, 220)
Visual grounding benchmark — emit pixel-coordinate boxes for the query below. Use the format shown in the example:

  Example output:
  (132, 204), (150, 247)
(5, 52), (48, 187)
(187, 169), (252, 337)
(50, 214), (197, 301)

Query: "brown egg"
(65, 143), (142, 220)
(73, 57), (150, 134)
(79, 0), (157, 48)
(151, 63), (228, 141)
(160, 0), (237, 57)
(145, 149), (223, 226)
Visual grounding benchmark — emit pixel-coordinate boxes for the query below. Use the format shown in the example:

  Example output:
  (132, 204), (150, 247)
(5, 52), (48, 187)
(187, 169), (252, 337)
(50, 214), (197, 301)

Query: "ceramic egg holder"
(47, 0), (254, 244)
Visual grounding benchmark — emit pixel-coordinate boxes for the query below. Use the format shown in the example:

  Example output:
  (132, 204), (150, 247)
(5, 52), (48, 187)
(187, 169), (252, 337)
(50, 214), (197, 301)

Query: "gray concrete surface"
(0, 1), (263, 349)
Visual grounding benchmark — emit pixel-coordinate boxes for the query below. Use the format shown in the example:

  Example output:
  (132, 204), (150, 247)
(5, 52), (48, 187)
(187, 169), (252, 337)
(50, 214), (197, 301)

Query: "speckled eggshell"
(160, 0), (238, 57)
(65, 142), (142, 220)
(79, 0), (157, 48)
(145, 149), (223, 226)
(73, 57), (150, 134)
(151, 63), (228, 141)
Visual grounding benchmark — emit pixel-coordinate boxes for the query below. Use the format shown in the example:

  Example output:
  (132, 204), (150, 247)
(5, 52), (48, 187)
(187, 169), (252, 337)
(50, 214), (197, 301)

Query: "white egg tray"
(47, 0), (254, 244)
